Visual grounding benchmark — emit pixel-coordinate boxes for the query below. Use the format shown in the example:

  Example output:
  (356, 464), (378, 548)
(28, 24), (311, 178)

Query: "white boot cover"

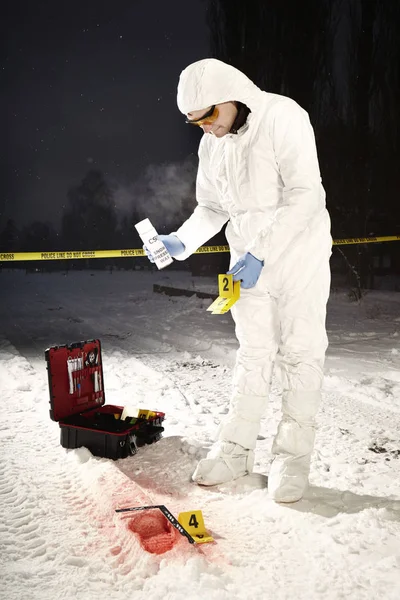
(192, 441), (254, 486)
(268, 389), (320, 503)
(268, 452), (312, 503)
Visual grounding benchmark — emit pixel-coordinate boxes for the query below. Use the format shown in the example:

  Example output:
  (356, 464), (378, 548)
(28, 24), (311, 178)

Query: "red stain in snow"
(128, 510), (177, 554)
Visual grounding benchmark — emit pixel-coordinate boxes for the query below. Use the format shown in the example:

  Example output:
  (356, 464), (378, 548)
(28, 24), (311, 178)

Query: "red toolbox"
(45, 339), (165, 459)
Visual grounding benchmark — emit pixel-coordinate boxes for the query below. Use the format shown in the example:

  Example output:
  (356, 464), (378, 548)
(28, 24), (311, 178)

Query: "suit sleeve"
(246, 100), (326, 266)
(173, 136), (229, 261)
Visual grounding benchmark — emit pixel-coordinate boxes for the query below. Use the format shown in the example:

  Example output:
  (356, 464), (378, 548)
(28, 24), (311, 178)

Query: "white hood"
(177, 58), (264, 115)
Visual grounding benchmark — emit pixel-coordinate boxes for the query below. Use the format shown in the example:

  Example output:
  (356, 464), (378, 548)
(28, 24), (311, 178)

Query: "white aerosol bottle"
(135, 218), (174, 269)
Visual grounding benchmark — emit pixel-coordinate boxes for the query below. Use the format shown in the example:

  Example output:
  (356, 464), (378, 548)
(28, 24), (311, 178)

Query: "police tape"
(0, 235), (399, 262)
(0, 249), (145, 262)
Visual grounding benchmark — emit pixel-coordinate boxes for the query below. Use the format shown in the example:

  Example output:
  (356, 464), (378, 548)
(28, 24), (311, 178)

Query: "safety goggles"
(185, 105), (219, 126)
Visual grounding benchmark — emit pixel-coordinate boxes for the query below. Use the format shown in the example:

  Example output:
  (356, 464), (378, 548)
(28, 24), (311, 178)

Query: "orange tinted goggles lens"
(186, 106), (219, 126)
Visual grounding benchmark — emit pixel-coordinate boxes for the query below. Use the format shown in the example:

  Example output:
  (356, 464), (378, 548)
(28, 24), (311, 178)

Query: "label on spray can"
(135, 218), (173, 269)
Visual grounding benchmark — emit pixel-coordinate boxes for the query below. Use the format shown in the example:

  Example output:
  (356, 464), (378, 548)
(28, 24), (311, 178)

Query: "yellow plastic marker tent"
(178, 510), (214, 544)
(207, 274), (240, 314)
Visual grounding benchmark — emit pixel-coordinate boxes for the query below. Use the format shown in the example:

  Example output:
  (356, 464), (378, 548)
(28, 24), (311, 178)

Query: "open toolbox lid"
(45, 339), (105, 422)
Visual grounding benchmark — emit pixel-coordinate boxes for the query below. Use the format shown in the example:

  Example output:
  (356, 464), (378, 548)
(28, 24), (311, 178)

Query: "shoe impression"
(192, 441), (254, 486)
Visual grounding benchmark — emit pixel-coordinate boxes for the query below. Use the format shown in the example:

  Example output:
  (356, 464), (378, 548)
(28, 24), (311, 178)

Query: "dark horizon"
(1, 0), (209, 229)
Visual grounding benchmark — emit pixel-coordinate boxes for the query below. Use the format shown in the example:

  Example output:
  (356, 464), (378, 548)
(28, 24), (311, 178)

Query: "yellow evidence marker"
(137, 409), (157, 420)
(177, 510), (214, 544)
(207, 274), (240, 314)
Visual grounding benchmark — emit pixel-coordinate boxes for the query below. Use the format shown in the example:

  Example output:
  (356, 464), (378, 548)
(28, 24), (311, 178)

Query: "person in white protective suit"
(145, 58), (332, 503)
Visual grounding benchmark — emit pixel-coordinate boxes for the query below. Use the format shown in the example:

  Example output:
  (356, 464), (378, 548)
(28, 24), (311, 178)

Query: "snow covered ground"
(1, 268), (400, 600)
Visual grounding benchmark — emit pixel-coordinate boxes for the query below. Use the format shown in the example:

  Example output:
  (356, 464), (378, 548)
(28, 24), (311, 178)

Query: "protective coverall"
(173, 59), (331, 502)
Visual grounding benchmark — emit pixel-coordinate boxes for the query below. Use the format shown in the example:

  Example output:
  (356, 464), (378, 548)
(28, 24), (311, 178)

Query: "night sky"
(1, 0), (209, 228)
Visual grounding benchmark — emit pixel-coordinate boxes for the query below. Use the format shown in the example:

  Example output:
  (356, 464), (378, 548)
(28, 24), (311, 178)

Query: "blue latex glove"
(227, 252), (264, 289)
(144, 234), (185, 263)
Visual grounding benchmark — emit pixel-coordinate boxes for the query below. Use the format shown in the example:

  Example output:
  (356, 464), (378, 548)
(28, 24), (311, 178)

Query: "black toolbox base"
(59, 405), (164, 460)
(60, 425), (139, 459)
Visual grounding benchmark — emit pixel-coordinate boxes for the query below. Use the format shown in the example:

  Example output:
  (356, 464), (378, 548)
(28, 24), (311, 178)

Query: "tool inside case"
(46, 339), (106, 423)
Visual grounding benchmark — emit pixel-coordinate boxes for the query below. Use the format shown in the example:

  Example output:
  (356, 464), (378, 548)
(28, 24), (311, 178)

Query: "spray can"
(135, 218), (173, 269)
